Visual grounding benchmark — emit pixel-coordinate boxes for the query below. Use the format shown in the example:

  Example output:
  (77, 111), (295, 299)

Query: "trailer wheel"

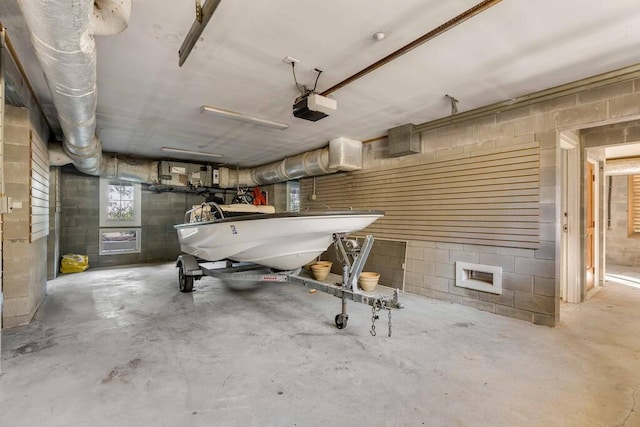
(179, 265), (194, 293)
(335, 314), (348, 329)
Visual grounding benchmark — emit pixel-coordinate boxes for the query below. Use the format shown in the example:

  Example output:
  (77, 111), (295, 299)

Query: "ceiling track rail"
(320, 0), (502, 97)
(179, 0), (223, 67)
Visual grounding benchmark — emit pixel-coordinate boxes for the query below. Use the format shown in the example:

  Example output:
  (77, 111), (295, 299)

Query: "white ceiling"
(3, 0), (640, 167)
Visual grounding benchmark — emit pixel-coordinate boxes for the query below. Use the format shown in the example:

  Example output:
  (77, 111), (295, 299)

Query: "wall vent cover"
(455, 262), (503, 294)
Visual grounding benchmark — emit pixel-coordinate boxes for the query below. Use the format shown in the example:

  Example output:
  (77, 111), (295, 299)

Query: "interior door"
(586, 162), (595, 291)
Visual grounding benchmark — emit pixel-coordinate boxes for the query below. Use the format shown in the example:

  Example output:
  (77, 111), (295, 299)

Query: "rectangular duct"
(329, 137), (362, 171)
(387, 123), (420, 157)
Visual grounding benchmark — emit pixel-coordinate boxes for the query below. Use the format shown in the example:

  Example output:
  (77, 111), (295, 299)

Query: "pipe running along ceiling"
(16, 0), (501, 186)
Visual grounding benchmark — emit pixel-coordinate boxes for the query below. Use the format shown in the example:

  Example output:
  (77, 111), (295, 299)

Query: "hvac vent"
(455, 262), (503, 295)
(387, 123), (421, 157)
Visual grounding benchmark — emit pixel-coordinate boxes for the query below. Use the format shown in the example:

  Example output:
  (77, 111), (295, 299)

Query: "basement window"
(99, 178), (142, 255)
(99, 179), (141, 227)
(288, 181), (300, 212)
(99, 228), (141, 255)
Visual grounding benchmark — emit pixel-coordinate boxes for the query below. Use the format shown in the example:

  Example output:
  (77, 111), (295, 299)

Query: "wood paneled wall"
(301, 142), (540, 249)
(30, 131), (49, 242)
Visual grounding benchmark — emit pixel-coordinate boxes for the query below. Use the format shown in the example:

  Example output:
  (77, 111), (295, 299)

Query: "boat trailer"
(175, 234), (404, 335)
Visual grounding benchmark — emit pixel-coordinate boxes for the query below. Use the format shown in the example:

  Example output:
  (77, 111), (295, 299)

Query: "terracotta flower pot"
(311, 264), (331, 281)
(314, 260), (333, 268)
(358, 272), (380, 291)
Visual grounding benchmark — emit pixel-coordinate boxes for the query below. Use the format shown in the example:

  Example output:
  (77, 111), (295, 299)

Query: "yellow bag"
(60, 254), (89, 274)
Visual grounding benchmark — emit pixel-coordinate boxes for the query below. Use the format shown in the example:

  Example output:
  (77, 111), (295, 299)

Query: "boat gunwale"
(174, 210), (385, 229)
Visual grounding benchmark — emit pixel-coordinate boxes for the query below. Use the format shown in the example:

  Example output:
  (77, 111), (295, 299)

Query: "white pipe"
(219, 138), (363, 188)
(219, 148), (331, 188)
(49, 143), (158, 184)
(100, 156), (159, 183)
(18, 0), (131, 176)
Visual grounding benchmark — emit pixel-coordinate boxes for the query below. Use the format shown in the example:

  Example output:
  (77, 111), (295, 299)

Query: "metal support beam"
(178, 0), (223, 67)
(288, 274), (404, 310)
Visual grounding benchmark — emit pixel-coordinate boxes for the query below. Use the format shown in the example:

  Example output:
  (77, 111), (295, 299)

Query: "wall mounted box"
(387, 123), (421, 157)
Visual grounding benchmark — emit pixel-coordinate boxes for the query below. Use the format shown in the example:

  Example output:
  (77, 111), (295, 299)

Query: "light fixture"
(161, 147), (222, 158)
(200, 105), (289, 130)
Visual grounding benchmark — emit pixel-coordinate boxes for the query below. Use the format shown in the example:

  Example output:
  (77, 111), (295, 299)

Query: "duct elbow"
(97, 155), (159, 184)
(49, 143), (74, 166)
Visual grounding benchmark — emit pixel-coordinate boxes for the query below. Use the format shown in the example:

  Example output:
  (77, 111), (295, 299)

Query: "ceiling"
(3, 0), (640, 167)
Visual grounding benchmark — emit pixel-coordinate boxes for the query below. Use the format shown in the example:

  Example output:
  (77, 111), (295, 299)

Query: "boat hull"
(175, 211), (383, 270)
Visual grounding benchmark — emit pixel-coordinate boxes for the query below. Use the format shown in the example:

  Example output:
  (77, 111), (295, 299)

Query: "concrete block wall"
(2, 106), (48, 328)
(59, 171), (202, 269)
(405, 242), (554, 325)
(361, 78), (640, 326)
(606, 175), (640, 266)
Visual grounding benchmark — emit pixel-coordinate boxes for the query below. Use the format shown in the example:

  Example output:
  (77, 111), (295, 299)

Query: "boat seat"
(190, 205), (213, 222)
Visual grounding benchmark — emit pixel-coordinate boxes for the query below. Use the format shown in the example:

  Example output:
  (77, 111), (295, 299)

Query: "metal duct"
(18, 0), (131, 176)
(251, 148), (332, 184)
(49, 143), (158, 183)
(101, 156), (159, 183)
(219, 138), (362, 188)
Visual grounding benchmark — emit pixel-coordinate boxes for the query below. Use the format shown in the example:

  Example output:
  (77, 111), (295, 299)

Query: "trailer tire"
(335, 314), (348, 329)
(179, 265), (194, 293)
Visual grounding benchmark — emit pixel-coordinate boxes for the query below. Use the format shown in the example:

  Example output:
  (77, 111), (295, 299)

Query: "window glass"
(99, 228), (141, 255)
(288, 181), (300, 212)
(99, 178), (141, 227)
(108, 183), (135, 221)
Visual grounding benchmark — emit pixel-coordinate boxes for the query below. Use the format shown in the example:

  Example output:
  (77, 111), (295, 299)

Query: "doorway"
(586, 161), (595, 292)
(560, 131), (581, 303)
(603, 142), (640, 287)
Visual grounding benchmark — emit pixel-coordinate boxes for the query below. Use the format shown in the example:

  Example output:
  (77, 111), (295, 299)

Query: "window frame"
(98, 227), (142, 255)
(99, 178), (142, 228)
(628, 175), (640, 237)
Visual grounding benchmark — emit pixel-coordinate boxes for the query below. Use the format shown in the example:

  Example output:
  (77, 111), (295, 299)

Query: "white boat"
(174, 203), (383, 270)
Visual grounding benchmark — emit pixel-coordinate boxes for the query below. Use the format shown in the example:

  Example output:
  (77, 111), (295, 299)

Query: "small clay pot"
(311, 264), (331, 281)
(358, 272), (380, 292)
(314, 260), (333, 268)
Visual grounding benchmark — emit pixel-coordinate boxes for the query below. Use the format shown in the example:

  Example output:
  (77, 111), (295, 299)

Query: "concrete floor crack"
(616, 381), (640, 427)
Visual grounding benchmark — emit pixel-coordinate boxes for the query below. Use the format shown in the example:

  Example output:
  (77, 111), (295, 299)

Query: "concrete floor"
(1, 263), (639, 427)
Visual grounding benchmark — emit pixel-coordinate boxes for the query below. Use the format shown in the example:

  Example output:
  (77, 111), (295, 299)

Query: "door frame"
(585, 154), (601, 299)
(560, 130), (581, 303)
(583, 155), (606, 301)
